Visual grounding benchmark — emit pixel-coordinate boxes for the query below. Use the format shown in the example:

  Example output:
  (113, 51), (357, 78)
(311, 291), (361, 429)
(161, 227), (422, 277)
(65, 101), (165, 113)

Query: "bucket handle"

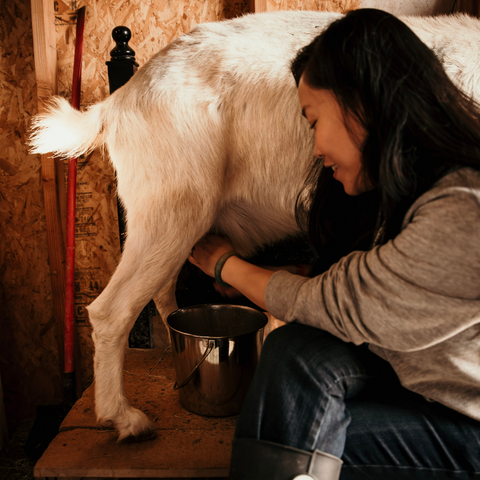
(173, 339), (215, 390)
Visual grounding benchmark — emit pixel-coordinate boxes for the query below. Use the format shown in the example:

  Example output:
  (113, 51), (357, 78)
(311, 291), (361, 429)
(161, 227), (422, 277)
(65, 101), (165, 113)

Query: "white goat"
(29, 11), (480, 441)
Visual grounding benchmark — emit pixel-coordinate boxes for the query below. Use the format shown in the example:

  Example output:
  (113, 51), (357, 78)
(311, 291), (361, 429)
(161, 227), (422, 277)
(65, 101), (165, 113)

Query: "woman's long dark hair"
(292, 9), (480, 276)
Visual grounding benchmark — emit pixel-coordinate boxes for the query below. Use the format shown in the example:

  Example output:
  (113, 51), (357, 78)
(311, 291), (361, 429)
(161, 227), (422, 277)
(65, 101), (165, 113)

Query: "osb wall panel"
(0, 0), (63, 428)
(266, 0), (359, 12)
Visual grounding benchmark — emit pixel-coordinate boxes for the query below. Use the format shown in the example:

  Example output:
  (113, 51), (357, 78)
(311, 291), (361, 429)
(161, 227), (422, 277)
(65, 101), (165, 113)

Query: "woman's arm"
(214, 264), (311, 299)
(188, 234), (276, 310)
(265, 177), (480, 352)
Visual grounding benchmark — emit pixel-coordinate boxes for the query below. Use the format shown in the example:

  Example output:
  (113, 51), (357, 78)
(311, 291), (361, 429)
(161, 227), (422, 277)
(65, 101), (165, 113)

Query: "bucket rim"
(167, 303), (268, 339)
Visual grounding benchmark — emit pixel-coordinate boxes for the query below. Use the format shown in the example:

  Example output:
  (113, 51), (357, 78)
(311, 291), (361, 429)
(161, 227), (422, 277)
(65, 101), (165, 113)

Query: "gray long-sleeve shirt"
(265, 168), (480, 421)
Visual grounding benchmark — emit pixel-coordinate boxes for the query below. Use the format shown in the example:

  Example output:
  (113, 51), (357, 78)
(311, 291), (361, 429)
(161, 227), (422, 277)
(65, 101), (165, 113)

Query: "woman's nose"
(313, 145), (323, 158)
(312, 139), (323, 158)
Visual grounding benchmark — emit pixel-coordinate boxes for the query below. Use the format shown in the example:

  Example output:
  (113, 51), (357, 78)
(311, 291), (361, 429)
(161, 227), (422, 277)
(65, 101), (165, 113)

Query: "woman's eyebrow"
(301, 108), (307, 118)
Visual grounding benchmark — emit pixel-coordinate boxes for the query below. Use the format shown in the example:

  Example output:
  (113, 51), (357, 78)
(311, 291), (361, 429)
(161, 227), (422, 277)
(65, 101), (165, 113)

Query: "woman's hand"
(188, 234), (235, 279)
(188, 234), (276, 311)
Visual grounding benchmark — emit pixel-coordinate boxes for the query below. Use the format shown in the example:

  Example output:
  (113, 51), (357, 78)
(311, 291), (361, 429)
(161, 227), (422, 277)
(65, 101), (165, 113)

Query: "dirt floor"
(0, 418), (35, 480)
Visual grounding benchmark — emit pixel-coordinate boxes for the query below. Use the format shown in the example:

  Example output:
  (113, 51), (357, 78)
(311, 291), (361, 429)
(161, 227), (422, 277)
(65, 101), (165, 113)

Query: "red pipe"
(65, 6), (86, 375)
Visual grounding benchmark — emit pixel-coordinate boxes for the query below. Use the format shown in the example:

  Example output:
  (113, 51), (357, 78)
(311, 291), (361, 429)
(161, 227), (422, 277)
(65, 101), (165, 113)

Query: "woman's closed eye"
(310, 121), (317, 130)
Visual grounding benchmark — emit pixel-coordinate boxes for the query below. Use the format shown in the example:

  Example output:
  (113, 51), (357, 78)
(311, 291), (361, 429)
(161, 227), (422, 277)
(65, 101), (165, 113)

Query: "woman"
(189, 9), (480, 480)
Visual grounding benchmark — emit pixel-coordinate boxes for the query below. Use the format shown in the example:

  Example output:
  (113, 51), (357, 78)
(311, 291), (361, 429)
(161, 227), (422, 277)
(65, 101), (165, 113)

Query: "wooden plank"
(34, 349), (234, 479)
(31, 0), (57, 111)
(250, 0), (268, 12)
(31, 0), (65, 374)
(34, 429), (232, 478)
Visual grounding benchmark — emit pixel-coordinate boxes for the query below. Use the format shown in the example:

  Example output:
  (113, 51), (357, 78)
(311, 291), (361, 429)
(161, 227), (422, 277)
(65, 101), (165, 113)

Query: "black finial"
(106, 25), (138, 94)
(110, 26), (136, 62)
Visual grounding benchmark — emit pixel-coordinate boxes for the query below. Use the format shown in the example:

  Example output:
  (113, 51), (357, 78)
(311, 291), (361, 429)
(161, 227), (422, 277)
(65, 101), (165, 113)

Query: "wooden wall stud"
(31, 0), (66, 376)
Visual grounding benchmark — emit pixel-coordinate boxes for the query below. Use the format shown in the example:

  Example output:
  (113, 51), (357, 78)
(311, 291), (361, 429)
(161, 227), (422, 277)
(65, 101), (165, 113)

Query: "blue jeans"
(235, 323), (480, 479)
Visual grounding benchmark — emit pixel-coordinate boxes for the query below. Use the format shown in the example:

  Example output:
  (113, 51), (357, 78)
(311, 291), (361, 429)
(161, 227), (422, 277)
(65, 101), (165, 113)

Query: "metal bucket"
(167, 304), (268, 416)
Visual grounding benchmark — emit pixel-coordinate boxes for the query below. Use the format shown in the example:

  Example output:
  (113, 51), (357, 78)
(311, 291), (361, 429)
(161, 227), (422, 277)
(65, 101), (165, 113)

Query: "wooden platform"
(34, 348), (235, 479)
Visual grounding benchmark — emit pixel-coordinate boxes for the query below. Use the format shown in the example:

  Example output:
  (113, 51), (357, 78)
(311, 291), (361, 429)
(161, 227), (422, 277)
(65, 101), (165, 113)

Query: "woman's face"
(298, 76), (370, 195)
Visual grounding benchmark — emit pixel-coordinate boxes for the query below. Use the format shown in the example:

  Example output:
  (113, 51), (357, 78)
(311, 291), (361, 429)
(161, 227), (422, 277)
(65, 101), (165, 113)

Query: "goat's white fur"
(29, 11), (480, 441)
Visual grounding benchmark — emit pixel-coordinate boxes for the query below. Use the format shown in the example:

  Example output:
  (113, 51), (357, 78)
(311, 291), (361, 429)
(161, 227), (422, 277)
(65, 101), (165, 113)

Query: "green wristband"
(214, 251), (237, 288)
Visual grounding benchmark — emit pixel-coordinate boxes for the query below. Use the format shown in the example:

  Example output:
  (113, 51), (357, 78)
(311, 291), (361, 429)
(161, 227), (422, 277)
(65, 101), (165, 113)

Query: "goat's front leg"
(86, 224), (199, 441)
(87, 255), (159, 440)
(90, 315), (155, 441)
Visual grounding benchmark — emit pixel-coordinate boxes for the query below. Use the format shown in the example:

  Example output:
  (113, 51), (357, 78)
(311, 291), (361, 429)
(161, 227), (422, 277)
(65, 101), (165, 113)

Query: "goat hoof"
(115, 407), (156, 442)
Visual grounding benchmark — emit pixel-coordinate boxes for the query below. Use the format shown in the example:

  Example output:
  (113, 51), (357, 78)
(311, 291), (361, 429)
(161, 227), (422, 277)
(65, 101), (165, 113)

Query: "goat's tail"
(29, 96), (108, 158)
